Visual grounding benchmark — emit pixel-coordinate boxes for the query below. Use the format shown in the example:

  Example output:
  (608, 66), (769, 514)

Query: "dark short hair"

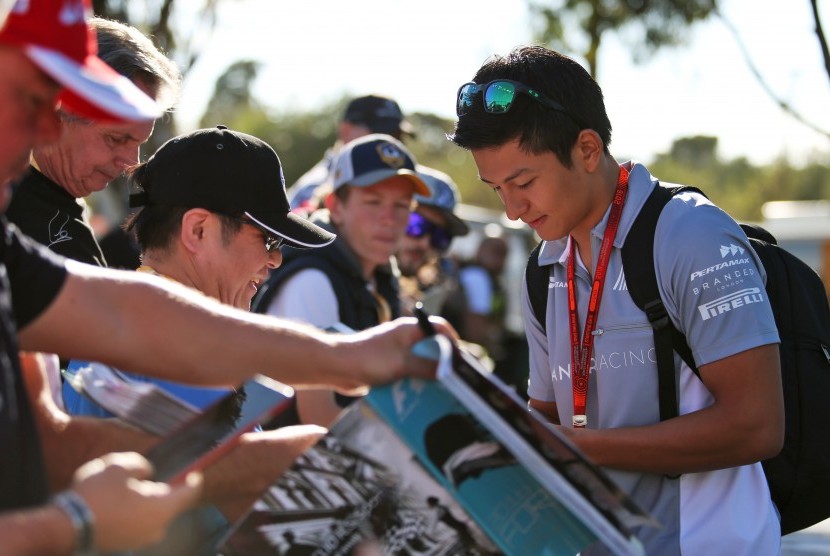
(449, 45), (612, 168)
(125, 163), (242, 252)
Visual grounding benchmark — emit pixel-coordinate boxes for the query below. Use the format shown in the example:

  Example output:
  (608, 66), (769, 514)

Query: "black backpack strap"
(622, 184), (700, 422)
(525, 240), (549, 332)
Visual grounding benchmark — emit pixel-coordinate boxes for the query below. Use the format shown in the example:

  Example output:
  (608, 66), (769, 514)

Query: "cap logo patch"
(376, 143), (406, 169)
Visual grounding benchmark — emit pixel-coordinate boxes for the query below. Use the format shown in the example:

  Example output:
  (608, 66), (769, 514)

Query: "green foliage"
(199, 60), (261, 128)
(197, 81), (501, 209)
(405, 113), (502, 211)
(197, 57), (829, 222)
(529, 0), (717, 76)
(649, 137), (830, 221)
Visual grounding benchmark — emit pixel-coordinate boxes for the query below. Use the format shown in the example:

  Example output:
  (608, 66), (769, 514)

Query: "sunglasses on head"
(406, 212), (451, 251)
(233, 216), (284, 253)
(456, 79), (580, 124)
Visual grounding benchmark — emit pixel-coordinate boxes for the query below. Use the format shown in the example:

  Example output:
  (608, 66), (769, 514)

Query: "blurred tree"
(666, 135), (718, 167)
(650, 136), (830, 221)
(194, 82), (500, 210)
(714, 2), (830, 139)
(199, 60), (262, 128)
(529, 0), (717, 77)
(89, 0), (221, 225)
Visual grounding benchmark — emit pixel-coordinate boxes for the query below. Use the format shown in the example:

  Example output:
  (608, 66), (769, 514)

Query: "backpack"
(525, 183), (830, 535)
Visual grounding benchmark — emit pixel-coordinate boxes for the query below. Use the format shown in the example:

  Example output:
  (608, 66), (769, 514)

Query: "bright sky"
(176, 0), (830, 167)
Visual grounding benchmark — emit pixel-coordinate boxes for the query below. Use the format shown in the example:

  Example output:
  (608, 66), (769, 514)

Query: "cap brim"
(347, 169), (431, 196)
(443, 211), (470, 237)
(25, 45), (161, 122)
(245, 211), (336, 250)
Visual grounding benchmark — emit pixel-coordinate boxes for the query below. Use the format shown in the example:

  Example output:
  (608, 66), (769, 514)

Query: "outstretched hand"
(331, 315), (460, 394)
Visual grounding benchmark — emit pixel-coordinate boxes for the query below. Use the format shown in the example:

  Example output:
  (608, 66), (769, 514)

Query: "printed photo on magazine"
(221, 335), (655, 555)
(220, 403), (501, 555)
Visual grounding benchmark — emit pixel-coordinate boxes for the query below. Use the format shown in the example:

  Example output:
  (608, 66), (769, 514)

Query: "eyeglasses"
(232, 217), (284, 253)
(406, 212), (451, 251)
(456, 79), (578, 123)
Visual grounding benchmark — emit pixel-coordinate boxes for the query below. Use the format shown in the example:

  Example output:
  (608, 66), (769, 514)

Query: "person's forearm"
(42, 416), (157, 491)
(20, 263), (358, 390)
(203, 426), (324, 522)
(566, 385), (781, 475)
(0, 504), (75, 555)
(567, 408), (767, 475)
(549, 344), (783, 476)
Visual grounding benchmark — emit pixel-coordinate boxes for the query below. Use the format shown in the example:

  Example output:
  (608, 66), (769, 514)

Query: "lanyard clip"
(572, 414), (587, 428)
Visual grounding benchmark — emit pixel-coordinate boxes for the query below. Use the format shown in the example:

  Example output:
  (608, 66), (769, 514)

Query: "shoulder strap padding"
(622, 184), (702, 421)
(525, 240), (549, 332)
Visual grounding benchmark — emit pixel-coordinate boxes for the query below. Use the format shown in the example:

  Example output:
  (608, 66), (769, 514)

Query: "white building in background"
(759, 200), (830, 296)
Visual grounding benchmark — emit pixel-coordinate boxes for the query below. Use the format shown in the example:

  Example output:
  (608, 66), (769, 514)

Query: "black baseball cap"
(129, 126), (335, 249)
(343, 95), (415, 137)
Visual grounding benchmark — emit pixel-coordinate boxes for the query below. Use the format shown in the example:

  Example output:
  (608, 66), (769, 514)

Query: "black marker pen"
(413, 302), (436, 336)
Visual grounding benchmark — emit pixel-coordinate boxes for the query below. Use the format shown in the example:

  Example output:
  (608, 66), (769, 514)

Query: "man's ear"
(179, 208), (212, 253)
(573, 129), (603, 173)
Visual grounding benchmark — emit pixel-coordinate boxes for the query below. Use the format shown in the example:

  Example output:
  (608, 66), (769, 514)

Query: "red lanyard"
(567, 166), (630, 428)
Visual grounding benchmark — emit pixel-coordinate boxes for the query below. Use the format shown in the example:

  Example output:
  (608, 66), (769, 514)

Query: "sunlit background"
(90, 0), (830, 296)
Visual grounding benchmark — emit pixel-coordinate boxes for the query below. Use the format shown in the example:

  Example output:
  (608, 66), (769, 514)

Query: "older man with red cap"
(0, 1), (445, 554)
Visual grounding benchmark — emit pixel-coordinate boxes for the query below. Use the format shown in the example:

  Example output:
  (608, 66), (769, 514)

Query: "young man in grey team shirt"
(450, 45), (782, 555)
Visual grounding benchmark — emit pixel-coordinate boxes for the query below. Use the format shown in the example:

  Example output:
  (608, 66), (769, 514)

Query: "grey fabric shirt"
(526, 161), (781, 555)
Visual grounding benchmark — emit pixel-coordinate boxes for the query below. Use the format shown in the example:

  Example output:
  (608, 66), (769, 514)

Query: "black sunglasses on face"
(232, 217), (284, 253)
(406, 212), (451, 251)
(456, 79), (580, 125)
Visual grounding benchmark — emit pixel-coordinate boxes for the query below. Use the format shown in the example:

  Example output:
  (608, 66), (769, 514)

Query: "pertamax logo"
(548, 277), (567, 289)
(697, 287), (764, 321)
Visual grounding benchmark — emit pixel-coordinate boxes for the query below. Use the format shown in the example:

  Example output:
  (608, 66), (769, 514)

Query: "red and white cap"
(0, 0), (161, 121)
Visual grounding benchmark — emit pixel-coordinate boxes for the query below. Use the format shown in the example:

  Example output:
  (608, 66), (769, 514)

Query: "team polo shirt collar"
(537, 161), (658, 268)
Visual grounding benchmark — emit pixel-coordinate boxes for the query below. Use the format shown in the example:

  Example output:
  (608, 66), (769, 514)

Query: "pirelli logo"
(698, 287), (764, 321)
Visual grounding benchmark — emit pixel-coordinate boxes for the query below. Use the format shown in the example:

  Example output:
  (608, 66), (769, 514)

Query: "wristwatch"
(52, 490), (97, 556)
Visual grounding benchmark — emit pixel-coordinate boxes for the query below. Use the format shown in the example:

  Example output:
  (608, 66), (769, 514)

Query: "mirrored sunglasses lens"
(456, 83), (478, 115)
(484, 81), (516, 114)
(266, 236), (283, 252)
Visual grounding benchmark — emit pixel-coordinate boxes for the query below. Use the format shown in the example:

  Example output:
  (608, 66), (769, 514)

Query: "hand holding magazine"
(221, 334), (655, 555)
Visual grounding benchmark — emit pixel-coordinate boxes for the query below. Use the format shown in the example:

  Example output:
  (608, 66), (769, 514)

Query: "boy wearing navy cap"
(255, 134), (430, 426)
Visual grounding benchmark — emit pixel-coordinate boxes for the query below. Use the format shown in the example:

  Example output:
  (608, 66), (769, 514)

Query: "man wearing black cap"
(287, 94), (414, 211)
(65, 125), (335, 416)
(60, 126), (335, 555)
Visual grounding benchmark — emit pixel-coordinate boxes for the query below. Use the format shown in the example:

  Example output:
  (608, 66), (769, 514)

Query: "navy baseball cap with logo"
(129, 126), (335, 249)
(343, 95), (415, 137)
(330, 134), (431, 196)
